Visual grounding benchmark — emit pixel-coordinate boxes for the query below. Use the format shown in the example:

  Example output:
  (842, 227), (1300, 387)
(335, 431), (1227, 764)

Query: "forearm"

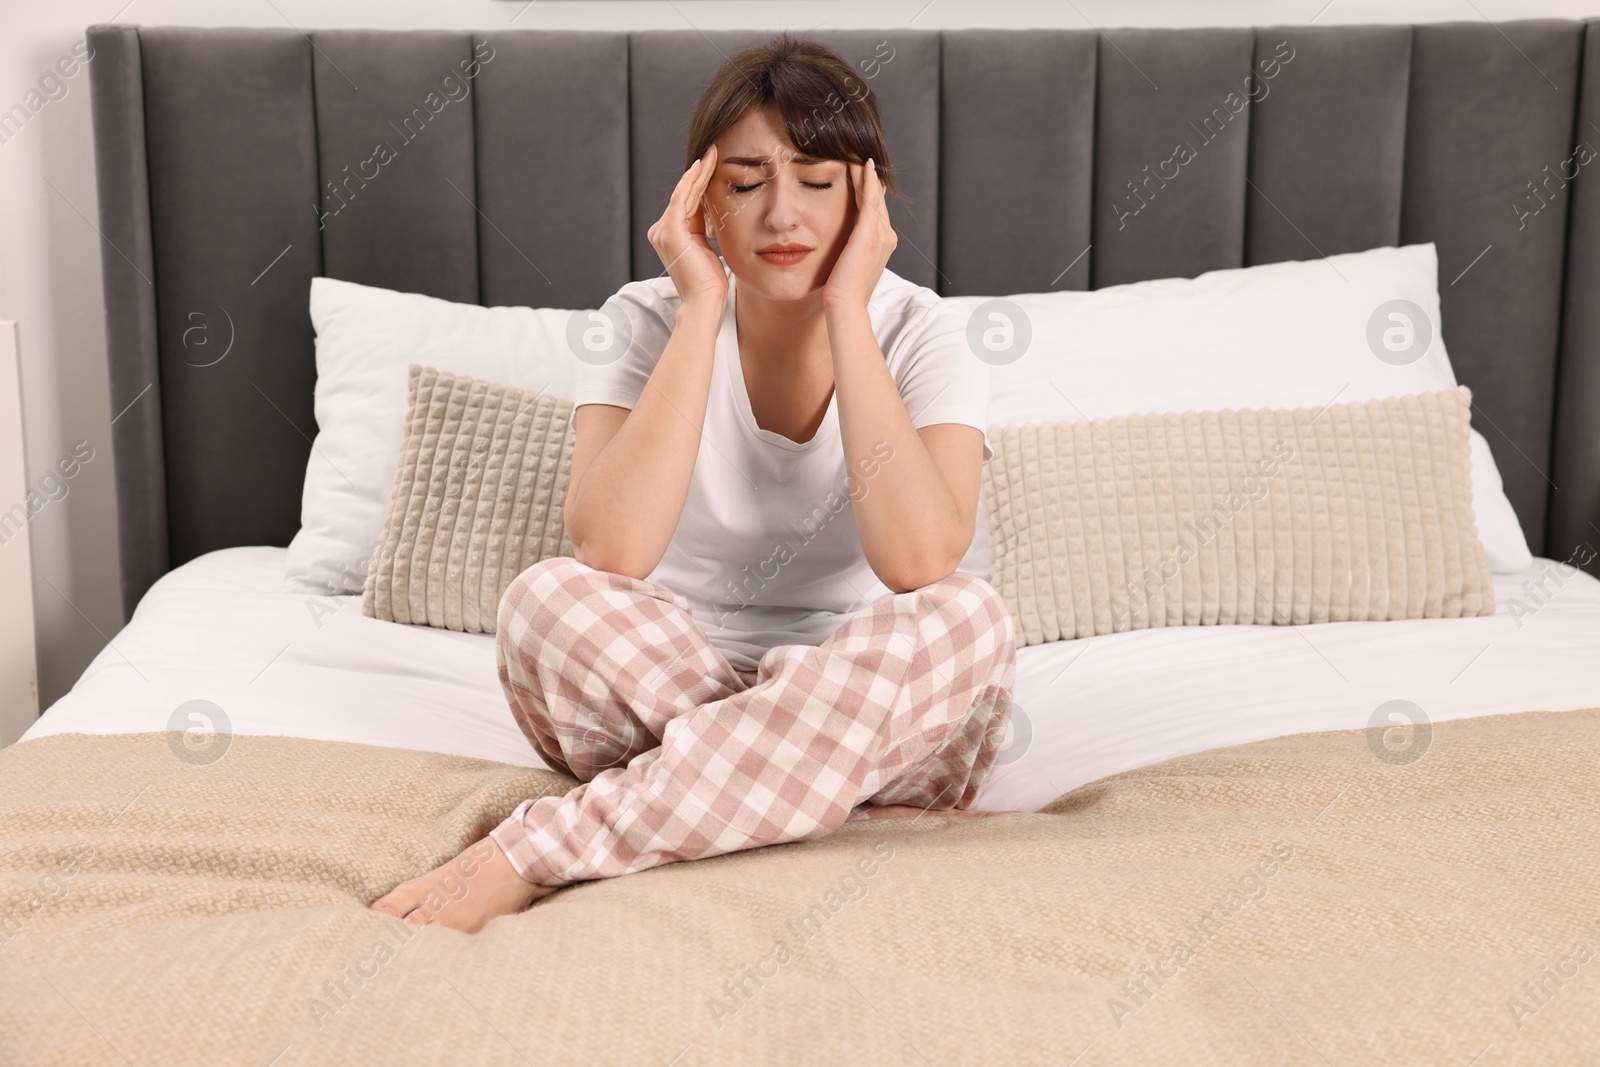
(566, 299), (725, 577)
(825, 304), (966, 592)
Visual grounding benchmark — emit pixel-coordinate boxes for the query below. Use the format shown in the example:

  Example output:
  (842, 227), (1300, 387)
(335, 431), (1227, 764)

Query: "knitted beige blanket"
(2, 710), (1597, 1065)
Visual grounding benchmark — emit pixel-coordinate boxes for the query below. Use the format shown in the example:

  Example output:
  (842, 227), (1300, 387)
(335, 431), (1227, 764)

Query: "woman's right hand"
(647, 144), (728, 310)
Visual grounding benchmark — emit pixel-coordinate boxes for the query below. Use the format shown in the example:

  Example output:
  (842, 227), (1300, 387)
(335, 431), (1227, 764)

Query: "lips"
(756, 243), (812, 266)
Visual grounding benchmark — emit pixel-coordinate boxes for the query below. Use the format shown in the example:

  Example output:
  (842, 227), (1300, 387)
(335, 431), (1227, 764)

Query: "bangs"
(684, 34), (899, 198)
(772, 91), (878, 170)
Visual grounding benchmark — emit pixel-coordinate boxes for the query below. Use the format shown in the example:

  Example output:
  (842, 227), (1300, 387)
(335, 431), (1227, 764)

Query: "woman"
(372, 34), (1018, 933)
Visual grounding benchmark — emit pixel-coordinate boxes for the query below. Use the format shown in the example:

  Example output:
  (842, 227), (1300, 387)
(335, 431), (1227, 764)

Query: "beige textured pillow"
(363, 364), (575, 633)
(984, 386), (1495, 646)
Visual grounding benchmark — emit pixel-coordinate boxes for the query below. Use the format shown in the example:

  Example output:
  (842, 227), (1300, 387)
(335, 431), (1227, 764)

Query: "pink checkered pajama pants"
(486, 556), (1018, 888)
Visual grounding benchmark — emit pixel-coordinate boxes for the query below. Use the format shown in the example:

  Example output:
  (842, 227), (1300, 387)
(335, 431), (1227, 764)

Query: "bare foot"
(860, 803), (1014, 821)
(370, 836), (558, 933)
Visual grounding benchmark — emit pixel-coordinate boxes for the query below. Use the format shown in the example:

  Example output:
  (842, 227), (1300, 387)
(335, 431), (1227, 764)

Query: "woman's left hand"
(823, 158), (898, 313)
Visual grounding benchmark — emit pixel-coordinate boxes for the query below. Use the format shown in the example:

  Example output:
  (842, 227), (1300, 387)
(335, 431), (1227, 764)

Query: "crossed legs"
(373, 555), (1017, 929)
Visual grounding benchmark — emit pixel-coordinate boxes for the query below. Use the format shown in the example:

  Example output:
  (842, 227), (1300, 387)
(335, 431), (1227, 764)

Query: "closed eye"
(731, 181), (834, 193)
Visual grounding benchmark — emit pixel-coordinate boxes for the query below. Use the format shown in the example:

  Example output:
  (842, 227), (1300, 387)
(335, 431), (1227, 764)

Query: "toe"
(371, 877), (425, 917)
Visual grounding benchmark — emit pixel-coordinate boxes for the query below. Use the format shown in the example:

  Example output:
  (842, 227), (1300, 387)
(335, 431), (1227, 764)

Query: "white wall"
(0, 321), (39, 746)
(1, 0), (1595, 718)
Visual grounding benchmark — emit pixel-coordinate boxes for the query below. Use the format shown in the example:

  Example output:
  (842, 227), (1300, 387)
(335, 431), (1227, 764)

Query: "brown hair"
(684, 34), (900, 200)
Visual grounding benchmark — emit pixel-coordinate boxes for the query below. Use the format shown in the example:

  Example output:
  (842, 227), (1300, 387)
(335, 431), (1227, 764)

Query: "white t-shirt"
(573, 263), (992, 675)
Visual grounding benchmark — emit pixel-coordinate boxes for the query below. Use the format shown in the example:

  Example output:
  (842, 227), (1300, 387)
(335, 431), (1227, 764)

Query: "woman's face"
(701, 103), (856, 304)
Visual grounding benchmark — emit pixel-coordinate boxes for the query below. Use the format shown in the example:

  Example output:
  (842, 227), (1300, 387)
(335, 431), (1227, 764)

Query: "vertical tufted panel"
(310, 31), (479, 304)
(1245, 24), (1411, 266)
(87, 25), (167, 620)
(1091, 28), (1256, 287)
(1550, 21), (1600, 563)
(627, 30), (942, 289)
(939, 30), (1097, 295)
(139, 27), (322, 571)
(473, 32), (632, 310)
(1402, 19), (1583, 552)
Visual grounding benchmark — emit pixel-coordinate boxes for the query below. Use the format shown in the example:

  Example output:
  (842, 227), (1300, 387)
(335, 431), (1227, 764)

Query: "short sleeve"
(572, 278), (678, 411)
(892, 297), (994, 462)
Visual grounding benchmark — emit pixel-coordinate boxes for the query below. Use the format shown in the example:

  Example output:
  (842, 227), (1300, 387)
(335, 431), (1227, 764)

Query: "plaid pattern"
(487, 556), (1017, 887)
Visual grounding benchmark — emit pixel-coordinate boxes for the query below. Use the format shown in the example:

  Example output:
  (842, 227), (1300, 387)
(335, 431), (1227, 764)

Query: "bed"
(5, 18), (1600, 1066)
(22, 545), (1600, 812)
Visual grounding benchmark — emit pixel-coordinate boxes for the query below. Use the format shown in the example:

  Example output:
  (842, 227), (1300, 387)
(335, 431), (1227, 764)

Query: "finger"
(691, 196), (717, 241)
(687, 146), (720, 234)
(847, 161), (863, 210)
(697, 143), (718, 189)
(867, 159), (889, 221)
(665, 154), (707, 215)
(688, 144), (718, 211)
(661, 166), (699, 233)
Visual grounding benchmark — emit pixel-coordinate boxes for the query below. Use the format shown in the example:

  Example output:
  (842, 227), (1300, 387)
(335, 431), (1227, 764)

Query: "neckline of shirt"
(719, 267), (890, 454)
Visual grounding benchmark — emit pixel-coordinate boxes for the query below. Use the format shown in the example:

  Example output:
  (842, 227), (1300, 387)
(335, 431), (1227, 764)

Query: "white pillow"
(284, 278), (580, 594)
(952, 242), (1534, 577)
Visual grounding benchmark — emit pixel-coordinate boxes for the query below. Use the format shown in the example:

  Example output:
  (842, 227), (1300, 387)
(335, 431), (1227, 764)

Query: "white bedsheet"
(20, 547), (1600, 812)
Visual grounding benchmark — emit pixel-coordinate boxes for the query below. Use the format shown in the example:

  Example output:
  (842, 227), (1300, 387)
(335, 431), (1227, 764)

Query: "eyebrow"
(721, 154), (833, 167)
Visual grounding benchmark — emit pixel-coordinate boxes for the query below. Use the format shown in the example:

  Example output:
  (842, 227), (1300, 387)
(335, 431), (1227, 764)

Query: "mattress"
(22, 546), (1600, 812)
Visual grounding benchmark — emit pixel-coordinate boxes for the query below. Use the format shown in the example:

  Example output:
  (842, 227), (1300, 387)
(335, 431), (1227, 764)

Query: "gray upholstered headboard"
(88, 20), (1600, 622)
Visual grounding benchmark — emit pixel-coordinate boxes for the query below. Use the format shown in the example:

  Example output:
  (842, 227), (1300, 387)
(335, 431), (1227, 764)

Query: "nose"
(761, 169), (802, 234)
